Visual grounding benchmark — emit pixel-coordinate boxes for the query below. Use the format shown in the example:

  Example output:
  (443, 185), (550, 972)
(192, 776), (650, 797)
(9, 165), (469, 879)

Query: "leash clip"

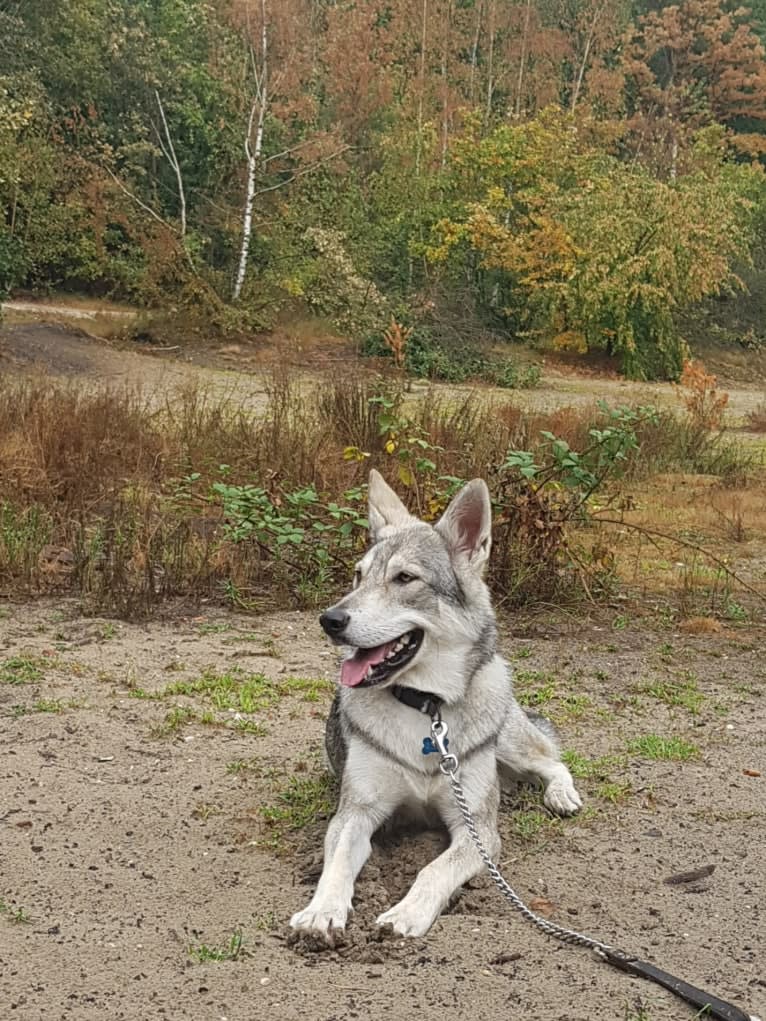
(431, 719), (459, 775)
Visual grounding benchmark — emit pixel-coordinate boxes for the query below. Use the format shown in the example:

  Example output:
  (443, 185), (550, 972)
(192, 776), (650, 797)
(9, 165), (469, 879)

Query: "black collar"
(391, 684), (443, 719)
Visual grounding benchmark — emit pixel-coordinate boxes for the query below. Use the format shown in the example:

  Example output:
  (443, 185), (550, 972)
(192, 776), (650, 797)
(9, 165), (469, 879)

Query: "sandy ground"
(0, 313), (764, 1020)
(0, 600), (764, 1021)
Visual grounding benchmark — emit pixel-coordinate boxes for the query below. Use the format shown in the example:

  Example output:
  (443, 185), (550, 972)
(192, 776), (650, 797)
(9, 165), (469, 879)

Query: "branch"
(103, 166), (177, 233)
(593, 516), (766, 603)
(250, 145), (351, 199)
(262, 137), (323, 166)
(155, 89), (187, 236)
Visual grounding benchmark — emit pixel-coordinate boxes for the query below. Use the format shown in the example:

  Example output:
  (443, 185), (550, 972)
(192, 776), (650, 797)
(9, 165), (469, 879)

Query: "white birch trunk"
(155, 89), (187, 236)
(233, 4), (268, 302)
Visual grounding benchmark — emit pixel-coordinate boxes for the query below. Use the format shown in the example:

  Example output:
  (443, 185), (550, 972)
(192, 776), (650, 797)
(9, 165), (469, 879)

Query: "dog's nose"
(319, 608), (350, 638)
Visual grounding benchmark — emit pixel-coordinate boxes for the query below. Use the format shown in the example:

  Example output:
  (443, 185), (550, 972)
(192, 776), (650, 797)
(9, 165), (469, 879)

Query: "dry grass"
(746, 404), (766, 432)
(0, 368), (760, 618)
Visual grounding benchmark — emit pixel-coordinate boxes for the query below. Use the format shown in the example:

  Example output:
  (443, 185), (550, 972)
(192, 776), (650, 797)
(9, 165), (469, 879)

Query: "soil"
(1, 601), (764, 1021)
(0, 310), (764, 1020)
(2, 318), (766, 427)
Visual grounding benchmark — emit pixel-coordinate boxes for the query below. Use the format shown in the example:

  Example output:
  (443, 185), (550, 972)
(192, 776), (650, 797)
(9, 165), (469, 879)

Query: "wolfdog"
(290, 470), (582, 941)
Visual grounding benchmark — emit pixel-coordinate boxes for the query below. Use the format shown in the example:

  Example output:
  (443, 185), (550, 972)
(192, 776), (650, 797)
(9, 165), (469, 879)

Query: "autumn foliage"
(2, 0), (766, 376)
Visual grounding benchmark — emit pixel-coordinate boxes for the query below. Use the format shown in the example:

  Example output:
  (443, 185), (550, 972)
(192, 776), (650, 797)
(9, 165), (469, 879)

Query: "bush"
(0, 370), (752, 616)
(364, 326), (542, 389)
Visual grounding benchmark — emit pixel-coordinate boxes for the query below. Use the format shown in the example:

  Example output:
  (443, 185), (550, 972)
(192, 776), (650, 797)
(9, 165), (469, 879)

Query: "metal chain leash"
(430, 718), (613, 956)
(429, 716), (761, 1021)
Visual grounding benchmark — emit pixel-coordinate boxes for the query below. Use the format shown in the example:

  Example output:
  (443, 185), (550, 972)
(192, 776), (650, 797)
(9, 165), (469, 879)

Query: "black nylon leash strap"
(601, 949), (758, 1021)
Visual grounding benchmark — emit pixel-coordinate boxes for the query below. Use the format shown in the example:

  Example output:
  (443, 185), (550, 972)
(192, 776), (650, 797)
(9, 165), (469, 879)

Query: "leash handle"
(601, 949), (758, 1021)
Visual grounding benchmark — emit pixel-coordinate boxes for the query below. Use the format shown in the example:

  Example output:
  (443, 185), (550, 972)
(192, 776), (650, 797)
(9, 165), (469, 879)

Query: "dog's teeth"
(394, 641), (404, 653)
(401, 634), (411, 645)
(365, 666), (373, 677)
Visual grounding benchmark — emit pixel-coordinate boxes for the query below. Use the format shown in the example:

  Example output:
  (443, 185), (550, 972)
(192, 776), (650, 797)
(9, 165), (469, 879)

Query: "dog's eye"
(394, 571), (417, 584)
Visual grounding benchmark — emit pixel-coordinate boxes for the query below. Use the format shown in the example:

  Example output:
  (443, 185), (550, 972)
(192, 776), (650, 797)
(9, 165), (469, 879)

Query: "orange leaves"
(677, 359), (730, 430)
(382, 318), (413, 370)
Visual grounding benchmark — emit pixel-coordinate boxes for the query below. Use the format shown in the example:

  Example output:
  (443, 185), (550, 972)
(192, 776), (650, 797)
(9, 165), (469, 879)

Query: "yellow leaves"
(384, 438), (396, 455)
(425, 218), (464, 263)
(343, 446), (369, 462)
(552, 330), (588, 353)
(397, 464), (413, 487)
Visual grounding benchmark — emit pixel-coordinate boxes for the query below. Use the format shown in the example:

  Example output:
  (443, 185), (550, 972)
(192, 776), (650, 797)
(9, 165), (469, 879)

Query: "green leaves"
(502, 403), (656, 496)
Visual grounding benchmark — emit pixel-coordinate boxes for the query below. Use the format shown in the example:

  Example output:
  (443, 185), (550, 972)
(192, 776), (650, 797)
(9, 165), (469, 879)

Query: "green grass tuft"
(188, 930), (244, 963)
(0, 656), (45, 685)
(627, 735), (700, 761)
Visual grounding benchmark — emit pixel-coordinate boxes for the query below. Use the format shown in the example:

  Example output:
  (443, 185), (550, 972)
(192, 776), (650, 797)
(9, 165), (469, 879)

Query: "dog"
(290, 469), (582, 941)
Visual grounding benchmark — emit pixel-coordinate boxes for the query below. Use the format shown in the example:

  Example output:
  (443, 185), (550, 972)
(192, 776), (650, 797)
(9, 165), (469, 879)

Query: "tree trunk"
(485, 0), (495, 125)
(515, 0), (532, 119)
(570, 7), (601, 114)
(233, 3), (268, 302)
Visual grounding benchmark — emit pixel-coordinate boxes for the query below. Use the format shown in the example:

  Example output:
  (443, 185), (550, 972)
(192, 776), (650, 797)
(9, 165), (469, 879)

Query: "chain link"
(433, 719), (613, 956)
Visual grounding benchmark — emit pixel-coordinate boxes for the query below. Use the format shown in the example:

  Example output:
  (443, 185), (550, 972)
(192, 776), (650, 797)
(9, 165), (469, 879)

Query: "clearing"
(0, 313), (764, 1021)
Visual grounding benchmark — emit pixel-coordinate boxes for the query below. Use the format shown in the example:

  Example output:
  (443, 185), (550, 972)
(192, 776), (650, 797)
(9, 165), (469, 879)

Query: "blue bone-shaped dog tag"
(422, 735), (448, 755)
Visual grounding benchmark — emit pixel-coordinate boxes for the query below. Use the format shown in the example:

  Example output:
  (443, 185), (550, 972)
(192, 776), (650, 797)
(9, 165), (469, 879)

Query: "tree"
(427, 115), (763, 378)
(623, 0), (766, 173)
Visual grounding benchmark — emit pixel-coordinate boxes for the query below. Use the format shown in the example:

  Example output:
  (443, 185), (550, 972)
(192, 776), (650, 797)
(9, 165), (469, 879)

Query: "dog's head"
(320, 470), (495, 697)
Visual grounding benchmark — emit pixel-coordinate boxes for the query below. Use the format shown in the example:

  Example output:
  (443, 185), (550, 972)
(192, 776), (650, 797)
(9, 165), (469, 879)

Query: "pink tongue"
(340, 640), (398, 687)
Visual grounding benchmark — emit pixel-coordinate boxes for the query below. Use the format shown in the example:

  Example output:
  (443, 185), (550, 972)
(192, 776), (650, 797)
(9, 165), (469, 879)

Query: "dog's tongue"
(340, 640), (397, 687)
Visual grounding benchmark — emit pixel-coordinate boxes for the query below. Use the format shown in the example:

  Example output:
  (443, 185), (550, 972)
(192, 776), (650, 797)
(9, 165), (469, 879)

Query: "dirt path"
(2, 319), (765, 427)
(0, 600), (763, 1021)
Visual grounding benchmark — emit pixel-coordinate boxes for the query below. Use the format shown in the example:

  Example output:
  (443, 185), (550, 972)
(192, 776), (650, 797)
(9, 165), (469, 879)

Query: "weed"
(197, 622), (232, 635)
(596, 781), (633, 803)
(191, 803), (222, 821)
(226, 758), (259, 775)
(233, 719), (268, 736)
(558, 694), (593, 720)
(0, 656), (44, 685)
(253, 911), (278, 932)
(627, 735), (700, 761)
(0, 898), (30, 924)
(151, 706), (197, 737)
(0, 372), (755, 617)
(561, 751), (625, 781)
(641, 675), (705, 715)
(510, 809), (558, 842)
(188, 930), (244, 963)
(723, 599), (749, 622)
(260, 772), (335, 838)
(31, 699), (71, 714)
(623, 1003), (652, 1021)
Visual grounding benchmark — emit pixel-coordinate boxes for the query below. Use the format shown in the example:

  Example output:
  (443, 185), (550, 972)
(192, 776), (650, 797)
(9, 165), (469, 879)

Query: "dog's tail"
(523, 707), (559, 744)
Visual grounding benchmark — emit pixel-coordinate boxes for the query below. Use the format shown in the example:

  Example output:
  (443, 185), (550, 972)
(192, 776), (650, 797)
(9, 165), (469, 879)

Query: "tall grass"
(0, 369), (753, 616)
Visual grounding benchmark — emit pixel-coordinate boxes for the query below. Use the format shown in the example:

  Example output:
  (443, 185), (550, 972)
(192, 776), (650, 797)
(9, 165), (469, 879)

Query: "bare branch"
(594, 516), (766, 603)
(250, 145), (351, 199)
(103, 165), (177, 233)
(154, 89), (187, 236)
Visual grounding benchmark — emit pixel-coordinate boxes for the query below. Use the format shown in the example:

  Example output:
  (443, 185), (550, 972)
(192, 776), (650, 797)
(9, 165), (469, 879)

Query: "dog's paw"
(289, 905), (348, 946)
(543, 776), (582, 816)
(375, 901), (432, 939)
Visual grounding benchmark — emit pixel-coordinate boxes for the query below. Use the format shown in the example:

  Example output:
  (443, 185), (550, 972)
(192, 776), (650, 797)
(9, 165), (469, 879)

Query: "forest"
(4, 0), (766, 377)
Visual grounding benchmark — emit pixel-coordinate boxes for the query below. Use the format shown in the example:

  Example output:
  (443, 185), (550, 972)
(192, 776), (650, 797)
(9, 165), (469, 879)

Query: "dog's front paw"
(290, 903), (348, 946)
(543, 775), (582, 816)
(376, 901), (433, 939)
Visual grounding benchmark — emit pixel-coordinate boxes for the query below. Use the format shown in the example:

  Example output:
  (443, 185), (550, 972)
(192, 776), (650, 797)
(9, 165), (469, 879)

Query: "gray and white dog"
(290, 470), (582, 941)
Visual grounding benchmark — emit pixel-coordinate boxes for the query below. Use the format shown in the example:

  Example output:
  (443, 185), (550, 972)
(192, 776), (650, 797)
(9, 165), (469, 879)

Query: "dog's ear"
(435, 479), (492, 572)
(367, 469), (416, 542)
